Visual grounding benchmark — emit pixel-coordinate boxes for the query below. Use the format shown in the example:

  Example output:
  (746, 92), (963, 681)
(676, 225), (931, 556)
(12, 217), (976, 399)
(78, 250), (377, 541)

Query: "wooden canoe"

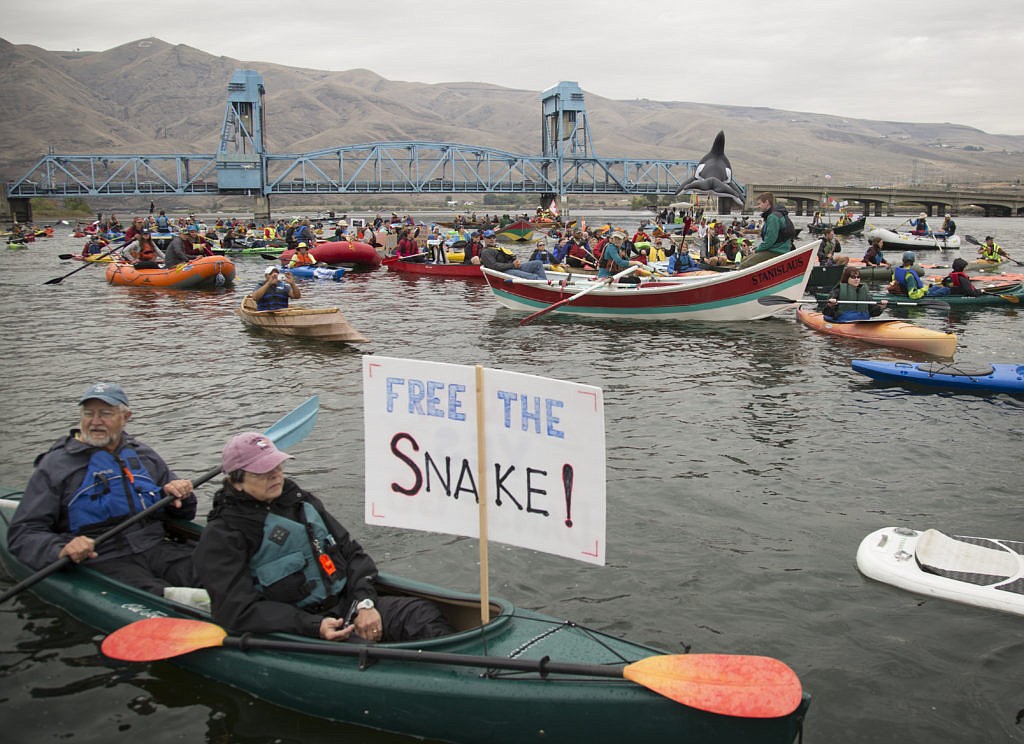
(237, 296), (369, 344)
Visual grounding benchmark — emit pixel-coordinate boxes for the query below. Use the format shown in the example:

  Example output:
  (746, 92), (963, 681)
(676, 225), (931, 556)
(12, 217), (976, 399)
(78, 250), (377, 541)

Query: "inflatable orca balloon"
(677, 131), (745, 206)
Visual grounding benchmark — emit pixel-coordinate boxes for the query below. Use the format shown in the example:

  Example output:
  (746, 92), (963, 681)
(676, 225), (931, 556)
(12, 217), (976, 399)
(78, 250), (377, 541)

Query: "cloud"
(5, 0), (1023, 134)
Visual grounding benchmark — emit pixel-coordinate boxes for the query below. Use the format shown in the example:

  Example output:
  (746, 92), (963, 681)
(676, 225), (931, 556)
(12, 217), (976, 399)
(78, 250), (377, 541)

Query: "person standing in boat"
(7, 383), (197, 595)
(292, 219), (317, 250)
(253, 266), (301, 311)
(737, 192), (796, 270)
(193, 432), (452, 642)
(816, 227), (847, 267)
(823, 267), (888, 322)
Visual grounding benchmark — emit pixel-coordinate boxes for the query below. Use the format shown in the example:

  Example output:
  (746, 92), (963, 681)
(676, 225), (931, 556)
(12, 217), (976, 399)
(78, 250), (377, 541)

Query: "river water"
(1, 212), (1022, 743)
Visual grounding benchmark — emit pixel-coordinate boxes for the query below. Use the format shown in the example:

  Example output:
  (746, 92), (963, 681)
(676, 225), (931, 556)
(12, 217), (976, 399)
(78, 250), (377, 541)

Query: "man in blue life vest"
(8, 383), (198, 594)
(253, 266), (301, 310)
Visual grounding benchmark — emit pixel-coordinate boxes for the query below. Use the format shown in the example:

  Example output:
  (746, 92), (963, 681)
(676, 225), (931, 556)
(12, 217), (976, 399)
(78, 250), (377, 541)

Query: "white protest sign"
(363, 356), (606, 565)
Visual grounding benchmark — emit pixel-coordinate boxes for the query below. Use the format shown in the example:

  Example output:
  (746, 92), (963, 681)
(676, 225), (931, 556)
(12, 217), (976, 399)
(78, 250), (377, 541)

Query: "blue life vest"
(250, 503), (348, 608)
(67, 447), (164, 534)
(668, 252), (697, 273)
(155, 215), (170, 231)
(255, 281), (291, 311)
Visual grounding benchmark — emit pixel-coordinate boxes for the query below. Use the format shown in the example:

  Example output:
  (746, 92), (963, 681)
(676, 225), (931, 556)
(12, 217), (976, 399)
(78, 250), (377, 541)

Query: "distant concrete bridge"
(746, 184), (1024, 217)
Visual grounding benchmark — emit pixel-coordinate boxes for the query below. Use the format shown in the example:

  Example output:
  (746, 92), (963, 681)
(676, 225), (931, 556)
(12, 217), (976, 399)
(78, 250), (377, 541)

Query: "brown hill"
(2, 37), (1022, 190)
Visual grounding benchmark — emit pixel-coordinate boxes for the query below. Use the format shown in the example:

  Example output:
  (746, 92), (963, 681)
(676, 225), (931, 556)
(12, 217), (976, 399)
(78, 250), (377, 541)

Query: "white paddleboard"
(856, 526), (1024, 616)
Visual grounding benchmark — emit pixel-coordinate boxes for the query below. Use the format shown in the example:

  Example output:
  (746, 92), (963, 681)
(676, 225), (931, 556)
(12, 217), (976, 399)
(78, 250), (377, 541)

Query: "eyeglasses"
(245, 465), (283, 481)
(81, 408), (120, 420)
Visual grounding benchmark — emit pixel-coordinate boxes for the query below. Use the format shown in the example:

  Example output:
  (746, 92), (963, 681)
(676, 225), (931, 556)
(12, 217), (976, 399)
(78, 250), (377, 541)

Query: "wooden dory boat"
(482, 243), (816, 321)
(864, 227), (961, 251)
(0, 493), (810, 744)
(106, 255), (236, 289)
(237, 296), (369, 343)
(795, 307), (957, 356)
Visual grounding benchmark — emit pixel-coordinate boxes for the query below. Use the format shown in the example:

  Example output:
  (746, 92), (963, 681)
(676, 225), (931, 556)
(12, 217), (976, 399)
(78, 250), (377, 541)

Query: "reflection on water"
(2, 216), (1024, 742)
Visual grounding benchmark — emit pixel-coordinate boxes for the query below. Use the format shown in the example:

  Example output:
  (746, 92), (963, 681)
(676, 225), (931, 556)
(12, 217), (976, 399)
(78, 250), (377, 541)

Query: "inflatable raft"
(292, 241), (382, 268)
(795, 307), (957, 356)
(851, 359), (1024, 393)
(106, 256), (236, 289)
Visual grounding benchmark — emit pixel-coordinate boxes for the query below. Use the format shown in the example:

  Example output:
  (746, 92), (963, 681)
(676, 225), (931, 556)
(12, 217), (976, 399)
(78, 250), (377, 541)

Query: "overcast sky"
(6, 0), (1023, 135)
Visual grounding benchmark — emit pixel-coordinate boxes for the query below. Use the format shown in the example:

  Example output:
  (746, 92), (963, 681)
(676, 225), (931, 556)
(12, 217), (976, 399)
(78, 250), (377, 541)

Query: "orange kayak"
(796, 307), (957, 357)
(106, 255), (236, 289)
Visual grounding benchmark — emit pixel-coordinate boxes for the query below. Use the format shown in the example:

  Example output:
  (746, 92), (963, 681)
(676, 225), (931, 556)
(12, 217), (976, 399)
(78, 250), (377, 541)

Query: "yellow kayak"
(796, 307), (957, 357)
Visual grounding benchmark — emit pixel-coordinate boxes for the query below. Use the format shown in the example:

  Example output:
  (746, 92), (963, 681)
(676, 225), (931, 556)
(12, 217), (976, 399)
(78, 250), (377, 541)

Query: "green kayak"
(0, 493), (809, 744)
(814, 281), (1023, 307)
(213, 243), (287, 256)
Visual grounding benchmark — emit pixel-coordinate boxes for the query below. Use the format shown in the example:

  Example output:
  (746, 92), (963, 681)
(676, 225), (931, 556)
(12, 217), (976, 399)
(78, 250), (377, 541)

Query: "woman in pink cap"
(193, 432), (451, 643)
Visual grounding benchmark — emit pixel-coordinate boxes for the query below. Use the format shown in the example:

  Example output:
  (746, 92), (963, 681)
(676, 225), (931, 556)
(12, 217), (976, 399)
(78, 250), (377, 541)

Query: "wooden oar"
(518, 265), (639, 326)
(45, 244), (123, 284)
(0, 396), (319, 606)
(965, 234), (1023, 266)
(101, 617), (803, 719)
(757, 295), (951, 309)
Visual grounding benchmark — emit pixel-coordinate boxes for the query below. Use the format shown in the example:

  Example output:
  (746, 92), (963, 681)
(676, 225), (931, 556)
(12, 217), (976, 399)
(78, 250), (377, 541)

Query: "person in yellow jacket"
(978, 236), (1009, 262)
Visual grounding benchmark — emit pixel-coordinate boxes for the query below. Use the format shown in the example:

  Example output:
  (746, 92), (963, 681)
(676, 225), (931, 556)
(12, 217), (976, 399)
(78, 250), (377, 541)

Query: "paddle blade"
(623, 653), (802, 718)
(264, 395), (319, 449)
(756, 295), (800, 307)
(102, 617), (226, 661)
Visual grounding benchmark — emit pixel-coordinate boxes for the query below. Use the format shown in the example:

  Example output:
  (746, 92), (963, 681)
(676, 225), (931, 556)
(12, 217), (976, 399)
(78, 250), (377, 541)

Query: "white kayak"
(856, 526), (1024, 616)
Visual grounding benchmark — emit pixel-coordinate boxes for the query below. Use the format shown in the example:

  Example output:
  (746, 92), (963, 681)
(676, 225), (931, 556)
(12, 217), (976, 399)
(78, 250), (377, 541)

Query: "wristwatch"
(356, 598), (375, 611)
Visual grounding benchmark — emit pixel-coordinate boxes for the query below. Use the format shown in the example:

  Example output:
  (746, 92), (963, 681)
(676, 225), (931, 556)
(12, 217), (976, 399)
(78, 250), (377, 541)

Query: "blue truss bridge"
(4, 71), (736, 222)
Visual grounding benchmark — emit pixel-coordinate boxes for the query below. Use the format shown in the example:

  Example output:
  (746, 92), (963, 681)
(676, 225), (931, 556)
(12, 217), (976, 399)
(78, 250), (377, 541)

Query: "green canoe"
(814, 281), (1023, 307)
(0, 493), (809, 744)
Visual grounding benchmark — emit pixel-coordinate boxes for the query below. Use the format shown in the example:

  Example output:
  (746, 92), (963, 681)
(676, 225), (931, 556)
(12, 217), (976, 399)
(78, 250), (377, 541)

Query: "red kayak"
(385, 258), (484, 280)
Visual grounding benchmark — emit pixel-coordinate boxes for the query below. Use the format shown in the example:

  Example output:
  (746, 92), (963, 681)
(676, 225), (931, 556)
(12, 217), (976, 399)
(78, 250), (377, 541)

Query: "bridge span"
(4, 72), (733, 223)
(746, 184), (1023, 218)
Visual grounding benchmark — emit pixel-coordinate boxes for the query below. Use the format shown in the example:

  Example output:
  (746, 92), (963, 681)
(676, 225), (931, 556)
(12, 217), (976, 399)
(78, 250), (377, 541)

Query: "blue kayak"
(281, 265), (346, 281)
(852, 359), (1024, 393)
